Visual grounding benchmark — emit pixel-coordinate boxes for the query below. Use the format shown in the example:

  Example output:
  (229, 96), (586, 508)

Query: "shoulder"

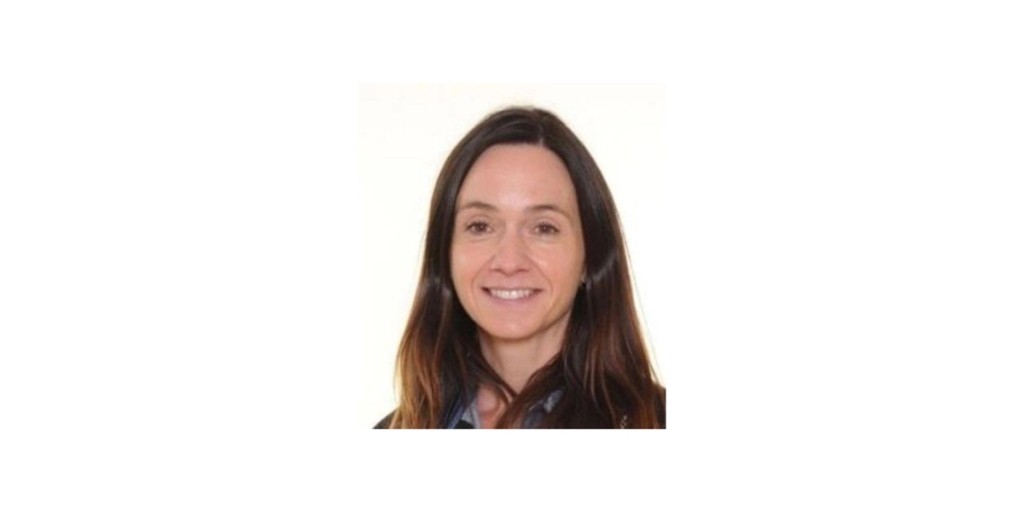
(649, 385), (666, 428)
(374, 410), (395, 429)
(657, 387), (666, 428)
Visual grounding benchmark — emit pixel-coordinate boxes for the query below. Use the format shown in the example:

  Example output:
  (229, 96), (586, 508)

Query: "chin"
(477, 322), (539, 343)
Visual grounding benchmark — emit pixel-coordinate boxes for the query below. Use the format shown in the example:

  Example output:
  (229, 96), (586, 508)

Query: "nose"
(489, 230), (529, 275)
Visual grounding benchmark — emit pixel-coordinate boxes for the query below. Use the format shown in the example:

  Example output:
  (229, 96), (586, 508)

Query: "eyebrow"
(457, 200), (571, 218)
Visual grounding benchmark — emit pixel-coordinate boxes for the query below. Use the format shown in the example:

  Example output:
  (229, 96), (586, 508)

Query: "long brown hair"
(388, 106), (664, 428)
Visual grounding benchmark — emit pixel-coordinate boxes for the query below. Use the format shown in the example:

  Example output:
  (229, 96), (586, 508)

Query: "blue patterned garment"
(450, 389), (565, 429)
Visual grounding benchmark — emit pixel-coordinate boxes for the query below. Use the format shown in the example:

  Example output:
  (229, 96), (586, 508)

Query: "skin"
(450, 144), (586, 427)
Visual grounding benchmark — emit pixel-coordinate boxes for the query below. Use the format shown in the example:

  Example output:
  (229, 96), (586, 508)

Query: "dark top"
(374, 387), (666, 429)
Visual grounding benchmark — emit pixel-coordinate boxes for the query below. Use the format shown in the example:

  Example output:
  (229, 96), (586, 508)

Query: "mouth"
(483, 287), (541, 301)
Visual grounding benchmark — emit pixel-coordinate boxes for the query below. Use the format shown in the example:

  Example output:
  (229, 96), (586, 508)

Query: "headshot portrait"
(358, 84), (671, 429)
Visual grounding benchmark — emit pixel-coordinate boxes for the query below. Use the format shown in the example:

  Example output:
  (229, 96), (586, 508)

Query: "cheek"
(534, 247), (585, 286)
(450, 245), (483, 287)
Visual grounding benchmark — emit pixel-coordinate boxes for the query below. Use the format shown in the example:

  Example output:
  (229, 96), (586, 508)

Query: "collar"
(454, 388), (564, 428)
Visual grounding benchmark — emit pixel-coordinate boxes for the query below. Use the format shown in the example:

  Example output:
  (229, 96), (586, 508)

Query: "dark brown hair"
(388, 106), (664, 428)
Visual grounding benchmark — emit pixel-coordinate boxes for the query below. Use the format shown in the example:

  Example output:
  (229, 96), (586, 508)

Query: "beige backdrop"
(357, 84), (671, 426)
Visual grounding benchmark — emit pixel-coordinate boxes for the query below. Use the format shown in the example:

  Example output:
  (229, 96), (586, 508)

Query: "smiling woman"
(376, 107), (665, 429)
(452, 145), (586, 394)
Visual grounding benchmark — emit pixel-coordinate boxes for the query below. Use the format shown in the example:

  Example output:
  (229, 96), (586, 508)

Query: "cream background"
(357, 84), (671, 426)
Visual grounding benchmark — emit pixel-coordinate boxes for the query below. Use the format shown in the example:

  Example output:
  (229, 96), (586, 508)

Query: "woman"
(376, 106), (665, 428)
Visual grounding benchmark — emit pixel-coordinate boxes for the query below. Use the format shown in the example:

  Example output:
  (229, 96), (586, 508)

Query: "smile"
(484, 288), (539, 300)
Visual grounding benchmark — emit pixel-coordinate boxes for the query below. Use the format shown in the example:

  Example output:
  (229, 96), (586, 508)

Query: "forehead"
(457, 144), (578, 210)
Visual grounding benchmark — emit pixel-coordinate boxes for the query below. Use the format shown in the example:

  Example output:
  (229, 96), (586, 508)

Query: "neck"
(478, 325), (566, 394)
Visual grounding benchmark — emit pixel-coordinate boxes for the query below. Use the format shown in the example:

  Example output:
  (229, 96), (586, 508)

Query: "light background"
(358, 84), (671, 426)
(1, 1), (1022, 511)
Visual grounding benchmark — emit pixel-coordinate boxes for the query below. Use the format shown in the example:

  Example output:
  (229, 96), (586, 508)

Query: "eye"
(465, 221), (491, 235)
(535, 222), (560, 235)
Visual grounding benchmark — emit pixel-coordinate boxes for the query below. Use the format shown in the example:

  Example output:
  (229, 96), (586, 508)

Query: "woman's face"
(451, 144), (586, 346)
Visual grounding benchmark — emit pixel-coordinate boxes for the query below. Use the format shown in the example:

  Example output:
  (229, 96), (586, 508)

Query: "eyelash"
(462, 221), (560, 236)
(535, 222), (560, 235)
(465, 221), (491, 234)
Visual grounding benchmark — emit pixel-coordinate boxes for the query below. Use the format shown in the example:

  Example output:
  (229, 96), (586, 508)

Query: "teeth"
(488, 288), (536, 300)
